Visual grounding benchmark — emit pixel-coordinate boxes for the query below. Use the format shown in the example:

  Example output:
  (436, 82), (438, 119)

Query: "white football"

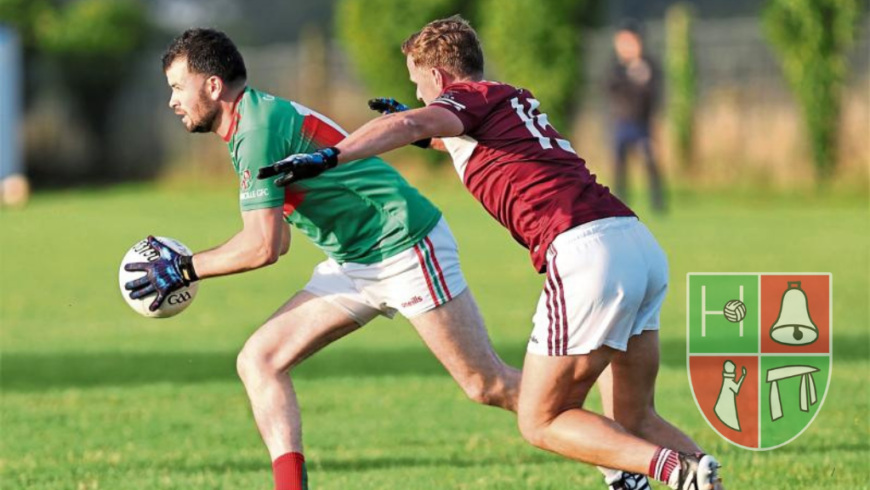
(723, 299), (747, 323)
(118, 236), (199, 318)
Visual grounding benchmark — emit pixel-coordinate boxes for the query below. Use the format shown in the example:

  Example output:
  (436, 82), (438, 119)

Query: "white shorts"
(527, 217), (668, 356)
(304, 217), (468, 325)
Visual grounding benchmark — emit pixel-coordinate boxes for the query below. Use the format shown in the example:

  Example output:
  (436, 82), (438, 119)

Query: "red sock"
(272, 452), (308, 490)
(648, 446), (680, 485)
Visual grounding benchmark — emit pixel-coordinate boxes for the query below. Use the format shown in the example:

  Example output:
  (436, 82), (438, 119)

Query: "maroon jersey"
(431, 81), (635, 272)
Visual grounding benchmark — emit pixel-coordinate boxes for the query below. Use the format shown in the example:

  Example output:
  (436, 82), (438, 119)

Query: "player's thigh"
(408, 288), (503, 378)
(241, 290), (363, 372)
(529, 220), (650, 357)
(598, 330), (660, 421)
(519, 348), (614, 423)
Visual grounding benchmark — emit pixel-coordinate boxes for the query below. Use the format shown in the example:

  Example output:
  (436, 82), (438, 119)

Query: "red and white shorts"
(304, 217), (467, 325)
(527, 217), (668, 356)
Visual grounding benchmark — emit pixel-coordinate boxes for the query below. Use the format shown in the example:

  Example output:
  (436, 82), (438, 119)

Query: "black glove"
(367, 97), (431, 149)
(368, 97), (411, 114)
(258, 147), (340, 187)
(124, 236), (198, 312)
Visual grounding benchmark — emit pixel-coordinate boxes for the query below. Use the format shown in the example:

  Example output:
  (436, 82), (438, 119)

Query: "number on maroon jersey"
(510, 97), (576, 154)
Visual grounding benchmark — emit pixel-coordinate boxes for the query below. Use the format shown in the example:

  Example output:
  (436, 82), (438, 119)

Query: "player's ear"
(431, 67), (445, 90)
(206, 76), (223, 101)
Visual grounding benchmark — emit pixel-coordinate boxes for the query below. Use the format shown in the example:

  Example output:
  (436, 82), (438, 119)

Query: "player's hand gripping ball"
(119, 236), (199, 318)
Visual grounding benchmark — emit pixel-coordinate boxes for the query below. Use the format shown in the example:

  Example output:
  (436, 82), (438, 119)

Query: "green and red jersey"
(224, 87), (441, 264)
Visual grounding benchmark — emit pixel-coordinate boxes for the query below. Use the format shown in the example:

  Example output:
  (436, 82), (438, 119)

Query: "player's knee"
(235, 346), (259, 383)
(517, 416), (549, 449)
(463, 383), (492, 406)
(236, 341), (283, 383)
(460, 375), (500, 407)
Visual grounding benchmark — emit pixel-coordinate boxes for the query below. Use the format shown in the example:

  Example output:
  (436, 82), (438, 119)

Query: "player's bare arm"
(192, 206), (288, 278)
(335, 105), (463, 163)
(258, 106), (462, 187)
(366, 97), (448, 152)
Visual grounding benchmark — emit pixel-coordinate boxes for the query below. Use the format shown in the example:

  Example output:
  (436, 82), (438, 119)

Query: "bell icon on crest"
(769, 281), (818, 346)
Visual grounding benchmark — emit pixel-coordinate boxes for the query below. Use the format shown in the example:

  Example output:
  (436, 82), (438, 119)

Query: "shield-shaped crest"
(687, 273), (832, 450)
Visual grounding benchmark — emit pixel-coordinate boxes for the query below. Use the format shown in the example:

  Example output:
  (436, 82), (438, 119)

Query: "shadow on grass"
(2, 335), (865, 392)
(766, 441), (870, 455)
(176, 453), (559, 475)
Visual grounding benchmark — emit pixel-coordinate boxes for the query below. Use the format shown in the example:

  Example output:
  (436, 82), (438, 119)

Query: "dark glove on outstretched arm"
(124, 236), (198, 312)
(367, 97), (432, 149)
(258, 147), (340, 187)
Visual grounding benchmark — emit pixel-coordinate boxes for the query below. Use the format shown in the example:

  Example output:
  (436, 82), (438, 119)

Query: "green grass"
(1, 180), (868, 489)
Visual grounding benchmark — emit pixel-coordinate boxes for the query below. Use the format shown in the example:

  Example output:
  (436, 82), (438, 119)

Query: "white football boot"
(606, 471), (652, 490)
(668, 453), (723, 490)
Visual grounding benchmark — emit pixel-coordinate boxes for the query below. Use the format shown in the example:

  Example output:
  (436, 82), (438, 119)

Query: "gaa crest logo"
(686, 273), (831, 450)
(241, 169), (252, 190)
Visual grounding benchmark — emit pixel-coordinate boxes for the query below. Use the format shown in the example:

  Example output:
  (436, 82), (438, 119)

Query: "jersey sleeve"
(430, 84), (491, 135)
(233, 129), (290, 211)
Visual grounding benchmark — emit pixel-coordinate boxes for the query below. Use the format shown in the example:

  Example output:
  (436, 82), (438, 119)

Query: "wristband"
(178, 255), (199, 283)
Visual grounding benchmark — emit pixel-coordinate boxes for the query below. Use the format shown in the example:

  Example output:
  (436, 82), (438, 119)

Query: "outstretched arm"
(335, 105), (464, 163)
(192, 206), (289, 279)
(366, 98), (450, 152)
(259, 106), (464, 187)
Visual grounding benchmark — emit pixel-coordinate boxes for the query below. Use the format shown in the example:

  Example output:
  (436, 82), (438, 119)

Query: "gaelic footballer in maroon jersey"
(430, 81), (635, 272)
(268, 14), (725, 490)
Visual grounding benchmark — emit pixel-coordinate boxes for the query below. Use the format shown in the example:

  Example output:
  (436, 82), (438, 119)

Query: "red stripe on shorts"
(546, 264), (562, 355)
(551, 251), (569, 355)
(545, 275), (554, 355)
(424, 236), (452, 301)
(414, 244), (440, 306)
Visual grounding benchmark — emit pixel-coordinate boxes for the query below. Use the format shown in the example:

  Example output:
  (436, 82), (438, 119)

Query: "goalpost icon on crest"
(701, 285), (746, 337)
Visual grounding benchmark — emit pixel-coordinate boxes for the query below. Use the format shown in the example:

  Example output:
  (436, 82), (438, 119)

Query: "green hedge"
(336, 0), (595, 133)
(762, 0), (861, 180)
(335, 0), (462, 106)
(665, 3), (697, 171)
(0, 0), (146, 56)
(477, 0), (581, 130)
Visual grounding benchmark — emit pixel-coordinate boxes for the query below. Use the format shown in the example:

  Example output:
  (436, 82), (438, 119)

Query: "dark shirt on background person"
(604, 22), (666, 213)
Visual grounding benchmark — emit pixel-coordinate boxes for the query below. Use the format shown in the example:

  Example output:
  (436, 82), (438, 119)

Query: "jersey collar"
(220, 87), (247, 142)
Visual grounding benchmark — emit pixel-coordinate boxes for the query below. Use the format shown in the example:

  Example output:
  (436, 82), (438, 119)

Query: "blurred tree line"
(665, 3), (697, 172)
(762, 0), (862, 181)
(336, 0), (864, 184)
(336, 0), (603, 131)
(0, 0), (864, 187)
(0, 0), (149, 182)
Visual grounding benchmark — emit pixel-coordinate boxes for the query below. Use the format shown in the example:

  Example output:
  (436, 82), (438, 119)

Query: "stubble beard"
(186, 87), (221, 133)
(187, 104), (220, 134)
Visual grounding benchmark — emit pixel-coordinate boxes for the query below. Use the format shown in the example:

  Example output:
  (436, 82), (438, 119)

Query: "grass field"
(1, 179), (868, 490)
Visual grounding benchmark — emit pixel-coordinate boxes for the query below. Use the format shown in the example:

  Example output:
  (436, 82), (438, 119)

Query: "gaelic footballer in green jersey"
(225, 87), (464, 318)
(225, 86), (442, 264)
(147, 28), (520, 490)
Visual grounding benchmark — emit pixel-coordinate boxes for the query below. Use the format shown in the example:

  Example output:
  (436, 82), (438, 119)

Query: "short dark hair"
(617, 19), (644, 38)
(401, 15), (484, 79)
(162, 28), (246, 85)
